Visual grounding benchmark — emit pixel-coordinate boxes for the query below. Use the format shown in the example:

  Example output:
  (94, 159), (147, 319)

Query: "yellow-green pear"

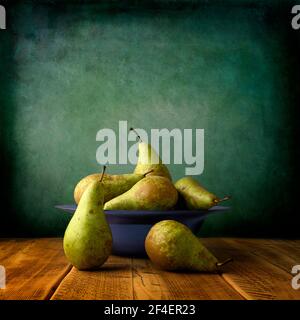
(130, 128), (172, 180)
(175, 177), (230, 210)
(64, 168), (112, 270)
(145, 220), (232, 272)
(104, 176), (178, 211)
(74, 172), (151, 205)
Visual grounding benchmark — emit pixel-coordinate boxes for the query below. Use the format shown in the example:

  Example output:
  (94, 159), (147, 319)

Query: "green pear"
(130, 128), (172, 180)
(145, 220), (232, 272)
(74, 172), (151, 205)
(175, 177), (230, 210)
(64, 169), (112, 270)
(104, 176), (178, 211)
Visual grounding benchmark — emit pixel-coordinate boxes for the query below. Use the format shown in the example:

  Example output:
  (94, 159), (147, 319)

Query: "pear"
(74, 172), (151, 205)
(64, 167), (112, 270)
(145, 220), (232, 272)
(74, 173), (99, 204)
(104, 176), (178, 211)
(175, 177), (230, 210)
(130, 128), (172, 180)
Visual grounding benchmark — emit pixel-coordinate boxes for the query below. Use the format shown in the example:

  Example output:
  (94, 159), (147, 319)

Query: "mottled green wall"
(0, 1), (299, 237)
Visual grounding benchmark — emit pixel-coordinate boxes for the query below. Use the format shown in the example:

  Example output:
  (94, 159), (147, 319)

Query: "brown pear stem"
(215, 195), (231, 204)
(100, 166), (106, 182)
(143, 169), (154, 177)
(216, 258), (233, 268)
(130, 127), (142, 142)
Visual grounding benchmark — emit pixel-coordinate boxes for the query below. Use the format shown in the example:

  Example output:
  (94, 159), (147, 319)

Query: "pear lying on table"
(104, 176), (178, 211)
(175, 177), (230, 210)
(64, 167), (112, 270)
(74, 171), (151, 204)
(145, 220), (232, 272)
(130, 128), (172, 180)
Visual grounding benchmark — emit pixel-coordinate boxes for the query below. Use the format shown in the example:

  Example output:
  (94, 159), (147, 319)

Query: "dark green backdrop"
(0, 0), (299, 237)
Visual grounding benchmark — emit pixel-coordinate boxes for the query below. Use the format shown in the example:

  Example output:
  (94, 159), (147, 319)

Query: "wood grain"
(51, 256), (133, 300)
(223, 238), (300, 274)
(0, 238), (71, 300)
(201, 238), (300, 300)
(1, 238), (300, 300)
(52, 256), (242, 300)
(132, 258), (243, 300)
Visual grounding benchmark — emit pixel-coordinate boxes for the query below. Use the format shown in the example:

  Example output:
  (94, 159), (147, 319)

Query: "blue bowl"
(55, 205), (230, 257)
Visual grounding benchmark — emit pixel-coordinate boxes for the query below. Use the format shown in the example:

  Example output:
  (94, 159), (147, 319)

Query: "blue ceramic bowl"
(55, 205), (230, 257)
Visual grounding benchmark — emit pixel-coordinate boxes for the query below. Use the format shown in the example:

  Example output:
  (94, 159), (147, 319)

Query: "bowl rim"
(55, 204), (230, 218)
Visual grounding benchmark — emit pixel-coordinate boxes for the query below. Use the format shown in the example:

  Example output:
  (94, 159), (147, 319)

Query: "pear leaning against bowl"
(64, 168), (112, 270)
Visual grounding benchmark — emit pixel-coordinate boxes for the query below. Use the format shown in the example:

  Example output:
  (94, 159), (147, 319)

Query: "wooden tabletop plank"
(132, 258), (243, 300)
(1, 238), (300, 300)
(201, 238), (300, 300)
(222, 239), (300, 274)
(0, 238), (71, 300)
(51, 256), (134, 300)
(52, 256), (243, 300)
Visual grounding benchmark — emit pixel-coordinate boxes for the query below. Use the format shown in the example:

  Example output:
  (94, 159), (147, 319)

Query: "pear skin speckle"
(64, 180), (113, 270)
(104, 176), (178, 211)
(175, 177), (219, 210)
(145, 220), (219, 272)
(134, 142), (172, 180)
(74, 173), (146, 204)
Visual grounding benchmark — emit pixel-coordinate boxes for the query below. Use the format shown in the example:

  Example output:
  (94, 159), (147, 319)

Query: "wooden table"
(0, 238), (299, 300)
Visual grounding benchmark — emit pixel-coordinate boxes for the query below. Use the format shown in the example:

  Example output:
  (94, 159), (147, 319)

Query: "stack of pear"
(64, 168), (112, 270)
(175, 177), (230, 210)
(72, 132), (229, 213)
(102, 128), (176, 211)
(74, 171), (152, 205)
(145, 220), (232, 272)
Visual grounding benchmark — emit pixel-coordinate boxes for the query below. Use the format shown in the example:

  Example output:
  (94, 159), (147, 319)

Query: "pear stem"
(143, 169), (154, 177)
(216, 195), (231, 204)
(216, 258), (233, 268)
(130, 127), (141, 142)
(100, 166), (106, 182)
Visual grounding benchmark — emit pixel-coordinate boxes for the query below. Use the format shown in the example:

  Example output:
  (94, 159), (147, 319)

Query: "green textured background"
(0, 1), (299, 237)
